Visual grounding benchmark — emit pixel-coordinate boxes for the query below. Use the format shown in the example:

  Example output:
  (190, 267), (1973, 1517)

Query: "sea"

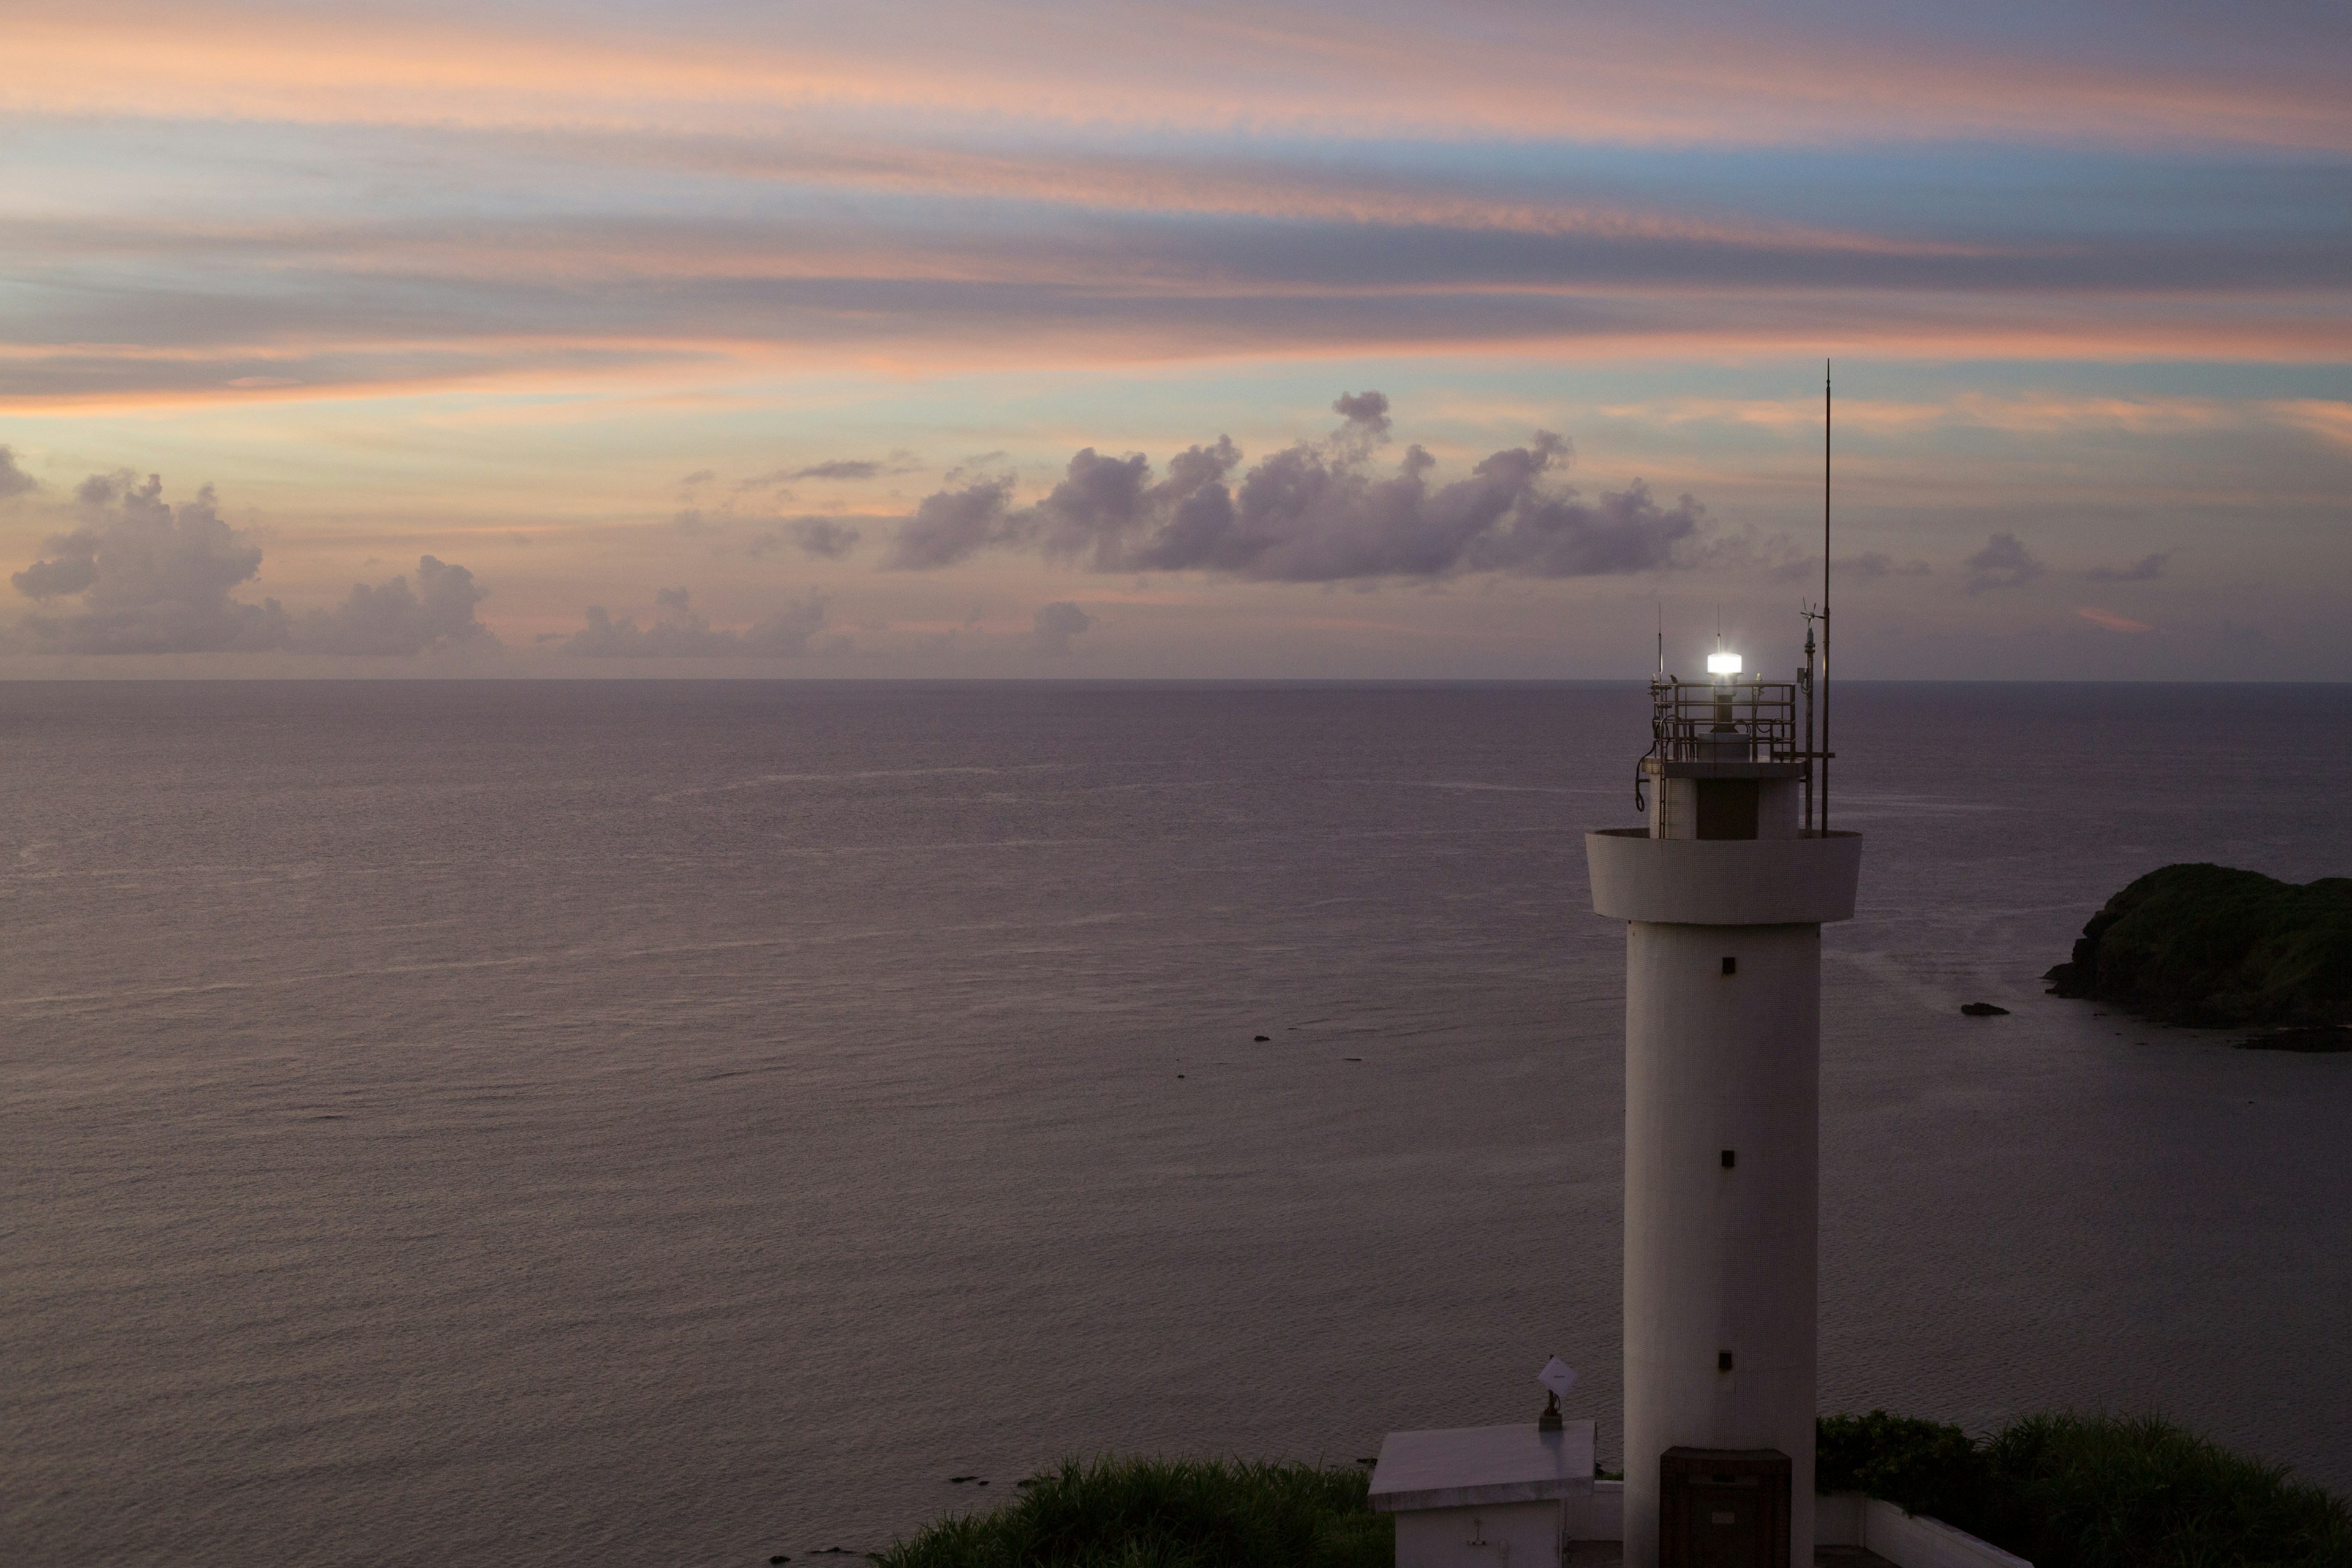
(3, 680), (2348, 1568)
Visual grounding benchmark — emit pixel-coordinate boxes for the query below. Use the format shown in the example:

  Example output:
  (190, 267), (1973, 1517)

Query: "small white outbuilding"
(1369, 1421), (1596, 1568)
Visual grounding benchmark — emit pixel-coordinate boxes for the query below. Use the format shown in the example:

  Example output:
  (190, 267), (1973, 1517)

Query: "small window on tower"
(1721, 956), (1737, 976)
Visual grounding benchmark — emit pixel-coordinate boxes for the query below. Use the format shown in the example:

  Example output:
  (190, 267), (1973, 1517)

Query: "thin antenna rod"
(1656, 601), (1664, 676)
(1822, 360), (1832, 835)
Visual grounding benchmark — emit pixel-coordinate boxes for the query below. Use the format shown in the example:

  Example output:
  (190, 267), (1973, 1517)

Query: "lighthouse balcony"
(1586, 829), (1861, 926)
(1648, 676), (1809, 770)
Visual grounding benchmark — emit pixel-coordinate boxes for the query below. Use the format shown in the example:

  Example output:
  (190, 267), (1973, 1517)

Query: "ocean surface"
(3, 680), (2348, 1567)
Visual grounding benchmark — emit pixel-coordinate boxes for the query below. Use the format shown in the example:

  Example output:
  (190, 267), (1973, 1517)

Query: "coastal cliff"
(2045, 863), (2352, 1027)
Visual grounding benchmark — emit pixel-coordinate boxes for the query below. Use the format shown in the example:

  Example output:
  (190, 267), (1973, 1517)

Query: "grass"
(872, 1457), (1391, 1568)
(1820, 1411), (2352, 1568)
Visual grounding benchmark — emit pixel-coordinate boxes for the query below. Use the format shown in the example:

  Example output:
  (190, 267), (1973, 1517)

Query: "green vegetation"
(879, 1415), (2351, 1568)
(1819, 1411), (2352, 1568)
(873, 1458), (1391, 1568)
(2045, 863), (2352, 1028)
(1817, 1409), (1989, 1529)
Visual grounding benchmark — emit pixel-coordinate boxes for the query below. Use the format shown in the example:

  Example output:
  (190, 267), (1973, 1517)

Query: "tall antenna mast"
(1821, 360), (1832, 834)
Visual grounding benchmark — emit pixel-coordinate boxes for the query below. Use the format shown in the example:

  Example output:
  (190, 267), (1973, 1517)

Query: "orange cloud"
(11, 296), (2352, 417)
(2076, 606), (2153, 633)
(4, 1), (2347, 151)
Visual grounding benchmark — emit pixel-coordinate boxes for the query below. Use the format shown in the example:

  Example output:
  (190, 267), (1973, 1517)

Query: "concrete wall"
(1572, 1488), (2030, 1568)
(1621, 919), (1822, 1568)
(1394, 1500), (1564, 1568)
(1561, 1480), (1622, 1542)
(1817, 1495), (2034, 1568)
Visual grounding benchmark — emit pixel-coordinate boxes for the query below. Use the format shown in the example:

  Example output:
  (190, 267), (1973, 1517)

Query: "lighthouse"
(1586, 645), (1861, 1568)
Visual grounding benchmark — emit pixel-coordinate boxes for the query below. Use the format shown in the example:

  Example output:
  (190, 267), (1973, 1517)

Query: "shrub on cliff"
(2045, 863), (2352, 1026)
(1820, 1410), (2352, 1568)
(1817, 1410), (1990, 1532)
(875, 1457), (1390, 1568)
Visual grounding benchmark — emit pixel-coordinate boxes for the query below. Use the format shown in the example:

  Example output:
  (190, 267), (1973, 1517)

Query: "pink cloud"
(6, 2), (2348, 151)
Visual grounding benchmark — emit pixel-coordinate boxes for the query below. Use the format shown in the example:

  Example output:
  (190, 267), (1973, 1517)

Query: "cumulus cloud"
(2083, 551), (2169, 583)
(291, 557), (492, 655)
(787, 518), (861, 559)
(1032, 600), (1095, 655)
(886, 473), (1023, 568)
(0, 447), (36, 500)
(559, 587), (827, 657)
(888, 393), (1705, 582)
(6, 470), (492, 655)
(1963, 531), (2044, 594)
(1331, 390), (1392, 438)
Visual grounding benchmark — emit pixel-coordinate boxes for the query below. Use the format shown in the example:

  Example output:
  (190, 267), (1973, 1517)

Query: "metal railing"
(1649, 676), (1802, 763)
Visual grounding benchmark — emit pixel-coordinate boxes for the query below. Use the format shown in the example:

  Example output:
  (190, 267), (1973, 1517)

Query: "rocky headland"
(2045, 863), (2352, 1038)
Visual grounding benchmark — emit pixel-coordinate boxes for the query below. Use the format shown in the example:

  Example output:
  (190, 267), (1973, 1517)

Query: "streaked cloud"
(6, 2), (2347, 150)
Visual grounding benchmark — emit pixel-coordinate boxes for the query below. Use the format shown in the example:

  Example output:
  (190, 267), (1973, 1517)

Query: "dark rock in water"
(2237, 1026), (2352, 1054)
(1960, 1002), (2010, 1017)
(949, 1475), (975, 1483)
(1254, 1035), (1270, 1042)
(772, 1557), (791, 1564)
(2045, 863), (2352, 1027)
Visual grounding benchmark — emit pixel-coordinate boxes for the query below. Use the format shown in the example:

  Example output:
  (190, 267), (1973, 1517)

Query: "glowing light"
(1707, 651), (1742, 674)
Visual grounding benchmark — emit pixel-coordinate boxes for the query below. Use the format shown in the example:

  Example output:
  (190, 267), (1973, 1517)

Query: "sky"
(1, 0), (2347, 678)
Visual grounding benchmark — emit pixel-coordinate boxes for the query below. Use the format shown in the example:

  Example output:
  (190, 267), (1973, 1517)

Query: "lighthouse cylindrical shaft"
(1626, 918), (1821, 1568)
(1588, 819), (1859, 1568)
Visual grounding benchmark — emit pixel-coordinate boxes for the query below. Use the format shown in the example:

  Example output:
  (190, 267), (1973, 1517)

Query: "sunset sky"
(2, 0), (2346, 677)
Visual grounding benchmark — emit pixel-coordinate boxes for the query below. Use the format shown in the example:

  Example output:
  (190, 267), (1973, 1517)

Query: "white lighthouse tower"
(1586, 644), (1860, 1568)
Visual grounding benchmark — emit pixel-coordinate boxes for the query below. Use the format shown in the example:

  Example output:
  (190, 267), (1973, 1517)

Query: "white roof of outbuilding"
(1367, 1422), (1596, 1513)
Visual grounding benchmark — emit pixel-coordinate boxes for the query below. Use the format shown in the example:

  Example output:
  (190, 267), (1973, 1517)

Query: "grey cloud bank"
(6, 472), (492, 655)
(560, 587), (827, 658)
(888, 393), (1705, 582)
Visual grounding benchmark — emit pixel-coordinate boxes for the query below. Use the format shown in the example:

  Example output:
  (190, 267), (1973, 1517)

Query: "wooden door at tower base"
(1659, 1448), (1790, 1568)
